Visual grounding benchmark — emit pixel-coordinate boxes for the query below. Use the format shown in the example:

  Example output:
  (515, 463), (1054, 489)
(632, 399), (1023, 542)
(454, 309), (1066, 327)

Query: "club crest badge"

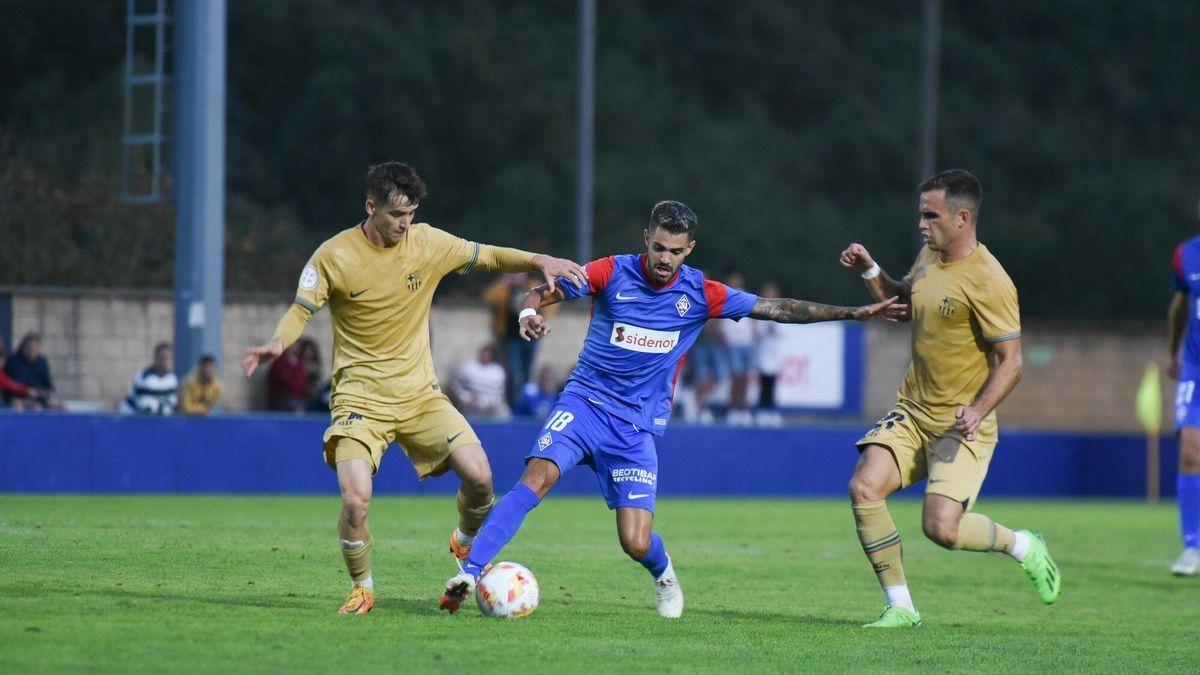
(537, 432), (553, 451)
(675, 294), (691, 317)
(939, 296), (957, 317)
(406, 273), (422, 292)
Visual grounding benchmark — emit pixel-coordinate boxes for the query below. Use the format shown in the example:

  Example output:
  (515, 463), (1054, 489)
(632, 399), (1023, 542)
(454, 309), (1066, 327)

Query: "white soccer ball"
(476, 562), (539, 619)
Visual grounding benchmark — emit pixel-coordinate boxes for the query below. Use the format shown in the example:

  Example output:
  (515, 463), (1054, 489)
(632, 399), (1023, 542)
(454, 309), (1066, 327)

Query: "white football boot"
(654, 557), (684, 618)
(1171, 547), (1200, 576)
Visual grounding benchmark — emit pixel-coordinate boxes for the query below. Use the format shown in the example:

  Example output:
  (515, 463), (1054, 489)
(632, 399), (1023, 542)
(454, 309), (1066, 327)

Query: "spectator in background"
(752, 281), (786, 427)
(179, 354), (222, 415)
(297, 338), (323, 402)
(4, 332), (63, 410)
(687, 322), (726, 425)
(119, 341), (178, 415)
(0, 335), (45, 410)
(267, 342), (309, 413)
(516, 363), (560, 419)
(450, 344), (508, 419)
(720, 270), (757, 426)
(485, 272), (556, 407)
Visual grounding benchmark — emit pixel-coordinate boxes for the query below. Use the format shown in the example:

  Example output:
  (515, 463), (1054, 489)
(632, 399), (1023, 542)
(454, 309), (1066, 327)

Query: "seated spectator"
(451, 344), (509, 419)
(267, 343), (309, 413)
(179, 354), (222, 415)
(0, 336), (42, 410)
(119, 342), (178, 415)
(297, 338), (323, 406)
(4, 332), (63, 410)
(516, 363), (560, 419)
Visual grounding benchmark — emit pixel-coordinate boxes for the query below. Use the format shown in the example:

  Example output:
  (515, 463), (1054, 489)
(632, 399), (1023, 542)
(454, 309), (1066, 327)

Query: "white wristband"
(861, 263), (881, 280)
(518, 308), (538, 324)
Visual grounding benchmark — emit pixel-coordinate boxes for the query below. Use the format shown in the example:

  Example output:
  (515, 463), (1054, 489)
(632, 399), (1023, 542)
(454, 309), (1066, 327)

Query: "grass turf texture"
(2, 495), (1197, 673)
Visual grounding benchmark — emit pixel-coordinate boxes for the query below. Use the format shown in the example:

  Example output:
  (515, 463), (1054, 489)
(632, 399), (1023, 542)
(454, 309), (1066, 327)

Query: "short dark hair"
(648, 201), (698, 239)
(366, 161), (428, 205)
(198, 354), (216, 366)
(920, 169), (982, 216)
(154, 341), (171, 356)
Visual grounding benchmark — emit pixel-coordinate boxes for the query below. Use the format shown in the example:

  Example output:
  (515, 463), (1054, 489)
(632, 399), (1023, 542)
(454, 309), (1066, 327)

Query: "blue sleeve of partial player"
(1174, 244), (1189, 292)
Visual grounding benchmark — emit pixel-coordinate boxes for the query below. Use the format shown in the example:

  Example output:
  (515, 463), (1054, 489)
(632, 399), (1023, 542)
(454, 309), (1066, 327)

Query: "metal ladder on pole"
(121, 0), (170, 204)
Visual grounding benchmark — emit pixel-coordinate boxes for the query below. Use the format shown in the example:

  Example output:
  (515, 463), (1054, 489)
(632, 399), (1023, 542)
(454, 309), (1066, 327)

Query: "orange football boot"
(338, 584), (375, 616)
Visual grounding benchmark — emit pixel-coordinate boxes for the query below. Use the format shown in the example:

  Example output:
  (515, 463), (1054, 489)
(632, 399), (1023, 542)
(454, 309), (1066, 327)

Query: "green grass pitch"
(2, 495), (1197, 672)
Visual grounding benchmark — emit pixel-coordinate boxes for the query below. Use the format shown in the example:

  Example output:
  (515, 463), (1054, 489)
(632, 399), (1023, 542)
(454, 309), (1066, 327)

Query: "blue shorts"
(689, 345), (728, 383)
(1176, 366), (1200, 431)
(527, 392), (659, 512)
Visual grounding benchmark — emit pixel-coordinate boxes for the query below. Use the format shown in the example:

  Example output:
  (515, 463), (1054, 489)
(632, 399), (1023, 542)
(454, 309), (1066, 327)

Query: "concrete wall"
(3, 287), (1167, 432)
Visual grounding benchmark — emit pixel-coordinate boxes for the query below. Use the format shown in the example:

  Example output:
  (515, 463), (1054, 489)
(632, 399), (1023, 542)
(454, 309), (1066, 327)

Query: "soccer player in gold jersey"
(839, 169), (1060, 628)
(241, 162), (585, 615)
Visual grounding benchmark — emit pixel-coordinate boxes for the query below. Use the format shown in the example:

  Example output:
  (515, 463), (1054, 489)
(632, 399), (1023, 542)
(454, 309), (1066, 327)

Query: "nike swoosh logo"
(615, 292), (636, 300)
(447, 431), (465, 444)
(627, 492), (651, 500)
(350, 289), (368, 298)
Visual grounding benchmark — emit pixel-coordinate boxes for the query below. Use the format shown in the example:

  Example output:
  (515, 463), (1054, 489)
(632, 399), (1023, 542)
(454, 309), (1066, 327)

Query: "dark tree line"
(2, 0), (1198, 319)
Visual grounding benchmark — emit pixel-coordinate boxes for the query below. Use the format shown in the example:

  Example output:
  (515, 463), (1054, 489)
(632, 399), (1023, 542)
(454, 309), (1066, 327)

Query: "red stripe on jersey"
(704, 279), (729, 318)
(1175, 243), (1186, 282)
(587, 257), (616, 294)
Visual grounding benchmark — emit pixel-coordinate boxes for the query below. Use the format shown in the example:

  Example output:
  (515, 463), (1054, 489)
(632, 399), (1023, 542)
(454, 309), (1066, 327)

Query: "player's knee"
(922, 517), (958, 549)
(342, 493), (371, 523)
(463, 467), (493, 498)
(619, 532), (650, 560)
(848, 474), (884, 503)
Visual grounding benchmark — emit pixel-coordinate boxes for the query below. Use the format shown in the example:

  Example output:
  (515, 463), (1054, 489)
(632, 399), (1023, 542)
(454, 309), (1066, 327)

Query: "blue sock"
(637, 532), (670, 579)
(462, 483), (541, 579)
(1180, 473), (1200, 549)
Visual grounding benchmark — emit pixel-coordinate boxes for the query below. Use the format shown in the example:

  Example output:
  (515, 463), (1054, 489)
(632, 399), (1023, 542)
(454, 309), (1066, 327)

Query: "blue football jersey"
(556, 254), (758, 435)
(1174, 236), (1200, 369)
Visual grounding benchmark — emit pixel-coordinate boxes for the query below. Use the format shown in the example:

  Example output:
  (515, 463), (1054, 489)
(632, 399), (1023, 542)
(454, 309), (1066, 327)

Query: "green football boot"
(1018, 530), (1061, 604)
(862, 605), (922, 628)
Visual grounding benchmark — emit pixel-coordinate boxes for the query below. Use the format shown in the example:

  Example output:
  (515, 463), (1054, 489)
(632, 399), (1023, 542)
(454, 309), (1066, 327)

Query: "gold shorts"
(855, 404), (996, 509)
(322, 392), (481, 478)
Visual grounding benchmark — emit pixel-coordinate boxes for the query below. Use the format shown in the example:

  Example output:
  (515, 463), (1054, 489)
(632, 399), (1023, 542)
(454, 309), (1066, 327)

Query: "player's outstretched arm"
(839, 243), (912, 320)
(517, 284), (567, 341)
(530, 254), (587, 293)
(747, 296), (907, 324)
(955, 337), (1023, 440)
(242, 338), (283, 377)
(1169, 290), (1188, 379)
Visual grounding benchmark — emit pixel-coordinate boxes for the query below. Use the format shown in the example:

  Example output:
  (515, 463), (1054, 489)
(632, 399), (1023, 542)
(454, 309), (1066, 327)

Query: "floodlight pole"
(576, 0), (596, 264)
(173, 0), (226, 374)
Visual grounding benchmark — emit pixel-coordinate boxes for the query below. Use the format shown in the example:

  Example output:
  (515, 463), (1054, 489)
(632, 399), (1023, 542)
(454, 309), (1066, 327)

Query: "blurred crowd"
(2, 273), (792, 425)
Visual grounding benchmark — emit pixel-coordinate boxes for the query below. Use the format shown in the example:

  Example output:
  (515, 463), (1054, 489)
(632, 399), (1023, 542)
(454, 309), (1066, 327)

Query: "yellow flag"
(1135, 362), (1162, 435)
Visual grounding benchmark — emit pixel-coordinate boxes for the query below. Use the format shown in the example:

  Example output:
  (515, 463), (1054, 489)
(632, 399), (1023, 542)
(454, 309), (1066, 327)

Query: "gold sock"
(341, 535), (373, 583)
(457, 490), (494, 535)
(853, 500), (907, 587)
(954, 512), (1016, 553)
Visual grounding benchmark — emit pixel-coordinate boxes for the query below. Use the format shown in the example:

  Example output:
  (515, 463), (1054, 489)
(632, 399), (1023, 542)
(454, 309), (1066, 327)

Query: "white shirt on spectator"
(452, 359), (508, 418)
(120, 368), (178, 415)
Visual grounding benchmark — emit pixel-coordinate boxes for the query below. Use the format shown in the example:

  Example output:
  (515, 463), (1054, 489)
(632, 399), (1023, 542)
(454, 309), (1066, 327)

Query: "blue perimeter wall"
(0, 413), (1178, 498)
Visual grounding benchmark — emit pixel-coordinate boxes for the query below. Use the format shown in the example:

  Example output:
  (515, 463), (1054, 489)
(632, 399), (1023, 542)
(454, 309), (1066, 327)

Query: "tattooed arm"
(747, 295), (906, 324)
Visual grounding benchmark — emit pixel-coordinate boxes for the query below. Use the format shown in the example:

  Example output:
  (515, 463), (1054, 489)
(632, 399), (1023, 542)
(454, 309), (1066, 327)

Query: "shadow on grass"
(22, 584), (453, 616)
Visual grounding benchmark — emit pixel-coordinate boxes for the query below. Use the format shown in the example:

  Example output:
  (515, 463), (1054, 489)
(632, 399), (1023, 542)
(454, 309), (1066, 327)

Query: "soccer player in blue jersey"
(439, 200), (906, 616)
(1168, 215), (1200, 576)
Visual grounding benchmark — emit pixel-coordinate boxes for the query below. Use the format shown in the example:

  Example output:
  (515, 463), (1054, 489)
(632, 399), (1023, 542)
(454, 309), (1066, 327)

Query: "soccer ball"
(476, 562), (539, 619)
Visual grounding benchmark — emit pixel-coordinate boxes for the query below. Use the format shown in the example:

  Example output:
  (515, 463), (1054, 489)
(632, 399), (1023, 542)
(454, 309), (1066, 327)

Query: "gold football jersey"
(277, 222), (532, 409)
(896, 243), (1020, 442)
